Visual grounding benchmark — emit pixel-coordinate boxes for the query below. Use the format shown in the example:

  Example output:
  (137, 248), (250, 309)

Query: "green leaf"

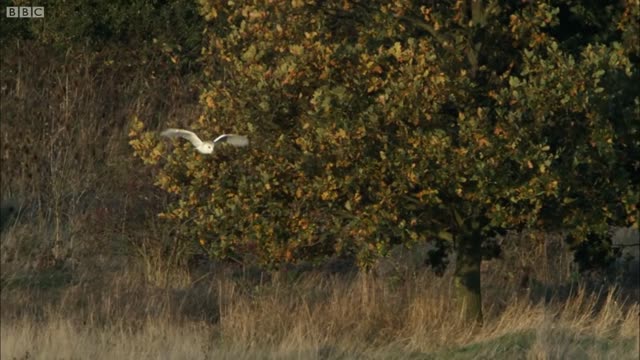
(437, 231), (454, 242)
(453, 209), (464, 227)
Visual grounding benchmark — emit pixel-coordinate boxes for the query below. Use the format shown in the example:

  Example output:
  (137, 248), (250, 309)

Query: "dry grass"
(1, 267), (638, 359)
(1, 41), (638, 359)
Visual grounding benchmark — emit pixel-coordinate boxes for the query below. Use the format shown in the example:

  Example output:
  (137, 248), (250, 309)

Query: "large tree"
(130, 0), (639, 323)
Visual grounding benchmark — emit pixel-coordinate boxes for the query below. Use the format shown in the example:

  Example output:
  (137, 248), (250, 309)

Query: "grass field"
(1, 260), (638, 359)
(1, 42), (638, 360)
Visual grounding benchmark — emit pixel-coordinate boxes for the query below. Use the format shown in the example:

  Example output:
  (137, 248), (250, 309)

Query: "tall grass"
(1, 268), (638, 359)
(1, 41), (638, 359)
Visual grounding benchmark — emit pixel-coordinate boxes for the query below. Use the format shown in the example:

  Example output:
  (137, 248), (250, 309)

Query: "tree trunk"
(454, 231), (483, 324)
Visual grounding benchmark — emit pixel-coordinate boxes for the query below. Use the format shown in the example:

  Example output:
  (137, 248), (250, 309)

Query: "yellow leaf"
(289, 45), (304, 56)
(249, 10), (265, 20)
(206, 96), (215, 108)
(205, 8), (218, 20)
(389, 42), (402, 60)
(407, 171), (418, 184)
(354, 191), (362, 203)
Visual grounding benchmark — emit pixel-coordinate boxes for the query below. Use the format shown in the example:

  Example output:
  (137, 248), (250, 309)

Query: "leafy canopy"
(131, 0), (639, 268)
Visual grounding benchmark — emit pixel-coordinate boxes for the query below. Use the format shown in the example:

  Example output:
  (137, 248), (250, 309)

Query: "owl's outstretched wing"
(213, 134), (249, 147)
(161, 129), (204, 148)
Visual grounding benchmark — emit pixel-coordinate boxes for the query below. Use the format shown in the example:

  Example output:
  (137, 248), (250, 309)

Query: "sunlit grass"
(1, 267), (638, 359)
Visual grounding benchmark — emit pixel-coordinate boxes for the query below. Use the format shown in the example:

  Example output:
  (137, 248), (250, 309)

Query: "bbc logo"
(6, 6), (45, 18)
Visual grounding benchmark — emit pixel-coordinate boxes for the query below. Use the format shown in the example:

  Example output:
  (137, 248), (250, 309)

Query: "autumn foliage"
(130, 1), (639, 321)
